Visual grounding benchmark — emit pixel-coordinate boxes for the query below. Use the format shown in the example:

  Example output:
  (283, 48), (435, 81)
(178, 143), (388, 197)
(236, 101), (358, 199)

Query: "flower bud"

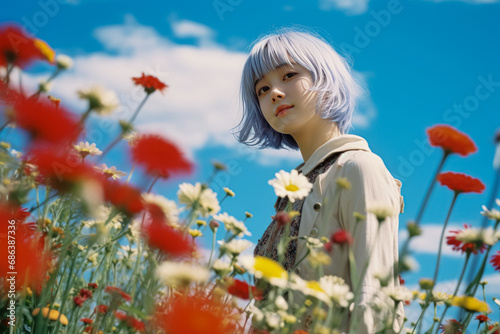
(419, 278), (434, 290)
(209, 220), (220, 232)
(407, 221), (422, 237)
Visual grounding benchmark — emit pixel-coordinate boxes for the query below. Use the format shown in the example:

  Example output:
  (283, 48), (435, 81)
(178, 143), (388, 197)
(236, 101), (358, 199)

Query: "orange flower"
(152, 292), (238, 334)
(130, 134), (192, 178)
(437, 172), (485, 194)
(293, 331), (309, 334)
(427, 125), (477, 157)
(132, 73), (168, 94)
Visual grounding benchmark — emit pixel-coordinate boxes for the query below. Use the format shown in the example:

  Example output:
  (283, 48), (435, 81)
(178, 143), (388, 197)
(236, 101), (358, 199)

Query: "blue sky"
(3, 0), (500, 325)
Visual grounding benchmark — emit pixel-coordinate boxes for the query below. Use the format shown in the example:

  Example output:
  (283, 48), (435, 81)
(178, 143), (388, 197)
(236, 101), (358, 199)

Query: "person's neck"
(293, 120), (340, 163)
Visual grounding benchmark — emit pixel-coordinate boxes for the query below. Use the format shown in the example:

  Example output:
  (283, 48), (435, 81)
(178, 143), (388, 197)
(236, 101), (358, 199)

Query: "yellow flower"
(451, 296), (489, 313)
(245, 211), (253, 218)
(335, 177), (351, 190)
(0, 142), (11, 150)
(188, 229), (203, 238)
(419, 278), (435, 290)
(241, 255), (288, 287)
(32, 307), (68, 325)
(196, 220), (206, 227)
(33, 39), (55, 63)
(223, 187), (235, 197)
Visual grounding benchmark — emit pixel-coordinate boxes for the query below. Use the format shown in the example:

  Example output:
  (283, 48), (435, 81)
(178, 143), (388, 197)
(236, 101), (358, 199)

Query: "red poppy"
(28, 147), (103, 193)
(132, 73), (168, 94)
(0, 25), (49, 68)
(274, 211), (292, 227)
(330, 229), (353, 245)
(105, 286), (132, 302)
(152, 292), (238, 334)
(0, 80), (23, 107)
(96, 305), (108, 314)
(475, 314), (489, 323)
(490, 251), (500, 272)
(103, 179), (144, 215)
(12, 96), (81, 145)
(437, 172), (485, 194)
(141, 203), (194, 258)
(88, 282), (98, 289)
(113, 311), (128, 321)
(80, 318), (93, 324)
(446, 225), (487, 255)
(0, 205), (52, 291)
(427, 125), (477, 157)
(439, 319), (462, 334)
(130, 134), (192, 178)
(489, 325), (500, 334)
(227, 278), (263, 300)
(79, 288), (93, 299)
(73, 295), (85, 307)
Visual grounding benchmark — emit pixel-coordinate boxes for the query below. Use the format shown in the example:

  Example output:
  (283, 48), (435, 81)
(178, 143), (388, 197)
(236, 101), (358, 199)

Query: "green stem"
(0, 121), (11, 134)
(128, 93), (151, 123)
(415, 151), (449, 225)
(80, 106), (93, 124)
(98, 135), (121, 162)
(208, 228), (218, 268)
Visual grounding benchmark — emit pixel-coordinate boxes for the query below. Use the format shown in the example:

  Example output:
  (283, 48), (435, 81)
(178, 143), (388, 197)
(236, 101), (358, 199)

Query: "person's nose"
(271, 87), (285, 103)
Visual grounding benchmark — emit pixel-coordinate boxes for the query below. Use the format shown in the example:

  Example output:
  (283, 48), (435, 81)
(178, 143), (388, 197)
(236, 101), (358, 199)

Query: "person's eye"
(284, 72), (297, 80)
(257, 86), (269, 96)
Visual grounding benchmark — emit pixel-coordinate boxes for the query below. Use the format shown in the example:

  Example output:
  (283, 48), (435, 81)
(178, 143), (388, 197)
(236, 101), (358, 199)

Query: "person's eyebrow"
(253, 63), (293, 89)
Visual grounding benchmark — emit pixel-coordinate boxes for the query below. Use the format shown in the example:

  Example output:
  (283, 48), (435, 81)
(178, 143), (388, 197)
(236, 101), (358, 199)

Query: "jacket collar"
(296, 134), (371, 175)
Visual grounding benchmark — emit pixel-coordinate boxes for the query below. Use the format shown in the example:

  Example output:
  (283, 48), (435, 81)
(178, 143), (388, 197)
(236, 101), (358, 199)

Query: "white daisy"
(275, 296), (288, 310)
(82, 205), (123, 230)
(142, 193), (180, 225)
(289, 274), (330, 304)
(218, 239), (252, 256)
(74, 141), (102, 158)
(367, 202), (398, 222)
(77, 85), (119, 115)
(213, 212), (251, 237)
(56, 54), (73, 69)
(177, 182), (220, 217)
(212, 259), (233, 276)
(456, 227), (497, 246)
(381, 286), (414, 302)
(94, 164), (127, 180)
(319, 275), (354, 308)
(239, 255), (288, 288)
(268, 169), (313, 203)
(156, 261), (209, 288)
(481, 204), (500, 221)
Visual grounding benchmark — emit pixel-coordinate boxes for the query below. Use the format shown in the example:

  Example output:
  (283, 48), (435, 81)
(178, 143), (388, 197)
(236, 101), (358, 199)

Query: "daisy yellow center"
(306, 280), (324, 293)
(254, 256), (288, 280)
(285, 183), (299, 192)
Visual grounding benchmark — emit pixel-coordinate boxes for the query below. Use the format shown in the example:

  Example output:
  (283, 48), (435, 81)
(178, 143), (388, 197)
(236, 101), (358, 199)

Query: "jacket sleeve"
(338, 151), (403, 334)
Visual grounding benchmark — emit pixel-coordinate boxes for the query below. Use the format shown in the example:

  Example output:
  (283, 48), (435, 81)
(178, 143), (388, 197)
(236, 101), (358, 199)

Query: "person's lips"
(275, 104), (293, 117)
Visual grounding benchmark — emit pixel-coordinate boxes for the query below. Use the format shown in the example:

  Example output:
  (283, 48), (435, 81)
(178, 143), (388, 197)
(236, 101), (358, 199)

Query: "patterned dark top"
(253, 152), (342, 299)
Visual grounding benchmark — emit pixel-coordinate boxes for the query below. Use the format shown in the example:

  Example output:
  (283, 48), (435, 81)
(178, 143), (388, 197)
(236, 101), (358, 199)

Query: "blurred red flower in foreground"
(132, 73), (168, 94)
(446, 224), (487, 255)
(439, 319), (462, 334)
(490, 251), (500, 272)
(103, 179), (144, 215)
(0, 25), (53, 68)
(227, 278), (263, 300)
(12, 97), (81, 145)
(131, 134), (192, 178)
(331, 229), (353, 245)
(152, 292), (239, 334)
(0, 205), (52, 291)
(427, 125), (477, 157)
(105, 286), (132, 302)
(437, 172), (485, 194)
(114, 311), (145, 332)
(141, 203), (194, 258)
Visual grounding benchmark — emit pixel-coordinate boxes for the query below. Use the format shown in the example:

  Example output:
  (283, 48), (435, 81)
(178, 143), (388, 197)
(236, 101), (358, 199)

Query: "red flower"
(113, 310), (128, 321)
(427, 125), (477, 157)
(142, 204), (194, 258)
(114, 311), (145, 332)
(88, 282), (98, 289)
(488, 325), (500, 334)
(227, 279), (263, 300)
(437, 172), (485, 194)
(274, 211), (292, 227)
(103, 179), (144, 215)
(130, 134), (192, 178)
(152, 292), (238, 334)
(73, 295), (85, 307)
(96, 305), (108, 314)
(446, 224), (487, 255)
(0, 205), (52, 291)
(399, 275), (405, 285)
(105, 286), (132, 302)
(79, 288), (93, 299)
(80, 318), (93, 324)
(439, 319), (462, 334)
(12, 96), (81, 145)
(324, 241), (332, 253)
(0, 25), (49, 68)
(29, 147), (102, 193)
(490, 251), (500, 272)
(330, 229), (353, 245)
(475, 314), (489, 323)
(132, 73), (168, 94)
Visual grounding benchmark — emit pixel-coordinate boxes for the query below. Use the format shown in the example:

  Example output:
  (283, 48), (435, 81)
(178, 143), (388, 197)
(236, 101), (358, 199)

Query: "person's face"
(254, 62), (318, 135)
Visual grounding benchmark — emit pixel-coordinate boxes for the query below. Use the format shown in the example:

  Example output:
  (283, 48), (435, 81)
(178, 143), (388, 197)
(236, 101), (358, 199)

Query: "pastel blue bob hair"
(235, 29), (361, 150)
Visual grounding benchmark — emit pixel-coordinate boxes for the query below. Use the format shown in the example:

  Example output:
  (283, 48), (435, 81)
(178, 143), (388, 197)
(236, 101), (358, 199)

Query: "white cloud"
(170, 19), (216, 44)
(16, 16), (376, 166)
(399, 224), (468, 257)
(319, 0), (370, 15)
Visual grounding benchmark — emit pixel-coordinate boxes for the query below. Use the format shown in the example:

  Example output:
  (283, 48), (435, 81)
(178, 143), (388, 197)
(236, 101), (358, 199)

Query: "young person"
(235, 28), (405, 333)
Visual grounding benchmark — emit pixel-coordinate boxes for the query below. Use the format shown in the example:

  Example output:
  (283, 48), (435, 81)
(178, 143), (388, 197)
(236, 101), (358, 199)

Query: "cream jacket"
(292, 134), (405, 333)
